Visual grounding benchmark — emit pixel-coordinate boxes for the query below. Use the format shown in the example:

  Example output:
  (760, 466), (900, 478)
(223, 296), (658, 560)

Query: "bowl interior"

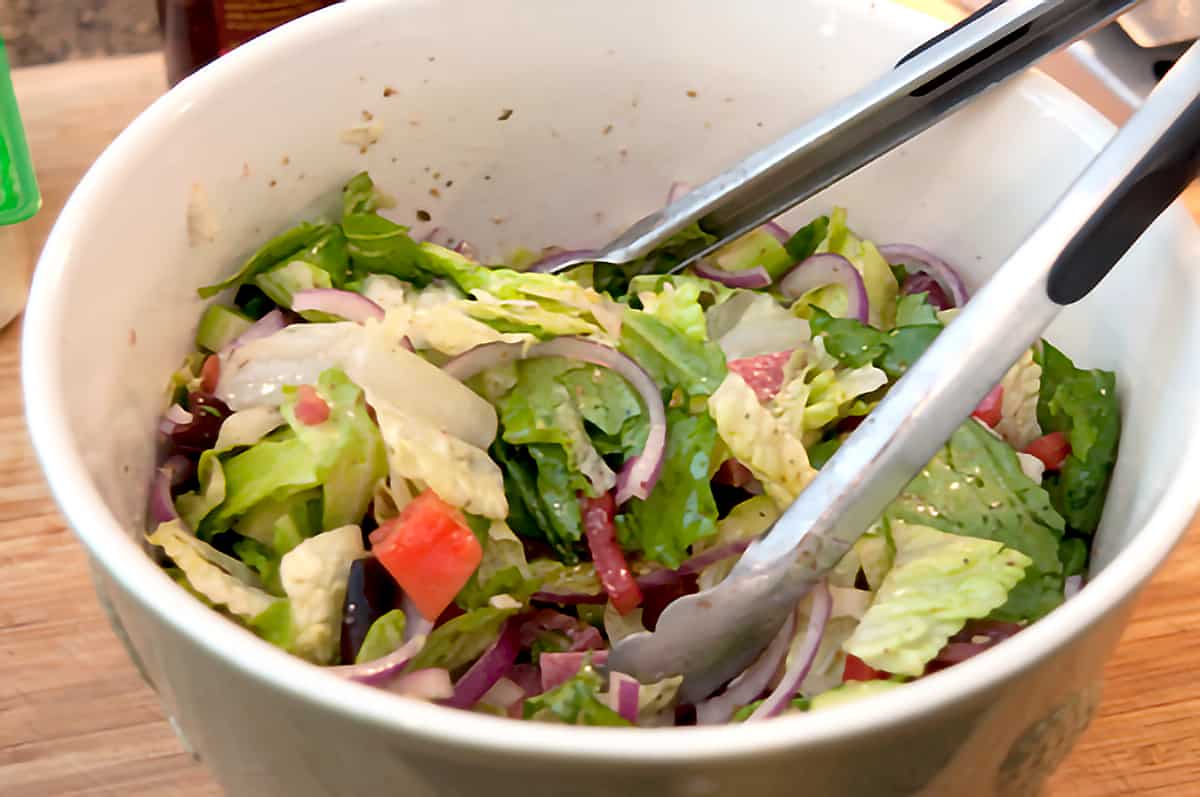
(24, 0), (1200, 756)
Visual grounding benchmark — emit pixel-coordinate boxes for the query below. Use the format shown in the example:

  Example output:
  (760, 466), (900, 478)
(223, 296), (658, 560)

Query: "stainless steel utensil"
(607, 35), (1200, 705)
(539, 0), (1139, 277)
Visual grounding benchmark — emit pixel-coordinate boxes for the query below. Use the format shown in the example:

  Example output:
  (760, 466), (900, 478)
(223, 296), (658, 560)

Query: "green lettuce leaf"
(280, 369), (388, 530)
(456, 521), (541, 610)
(492, 440), (584, 563)
(278, 524), (365, 664)
(770, 337), (887, 445)
(406, 606), (518, 675)
(633, 273), (710, 341)
(355, 609), (407, 664)
(343, 171), (396, 216)
(198, 222), (334, 298)
(148, 520), (277, 620)
(1036, 341), (1120, 533)
(842, 522), (1031, 676)
(620, 309), (726, 400)
(885, 420), (1067, 621)
(615, 408), (720, 567)
(808, 680), (905, 711)
(809, 307), (942, 381)
(496, 358), (616, 495)
(523, 662), (632, 726)
(695, 495), (779, 589)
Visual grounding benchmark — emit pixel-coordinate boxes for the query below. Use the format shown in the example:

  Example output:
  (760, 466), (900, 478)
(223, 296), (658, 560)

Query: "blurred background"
(0, 0), (159, 67)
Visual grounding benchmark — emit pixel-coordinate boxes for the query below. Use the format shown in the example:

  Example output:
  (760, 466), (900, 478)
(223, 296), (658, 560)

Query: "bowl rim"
(22, 0), (1200, 765)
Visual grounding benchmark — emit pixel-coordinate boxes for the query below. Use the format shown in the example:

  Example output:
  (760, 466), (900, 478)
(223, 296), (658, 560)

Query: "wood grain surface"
(1, 50), (1198, 797)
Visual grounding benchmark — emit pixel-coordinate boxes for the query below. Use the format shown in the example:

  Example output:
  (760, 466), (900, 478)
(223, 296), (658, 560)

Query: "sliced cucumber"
(195, 303), (254, 352)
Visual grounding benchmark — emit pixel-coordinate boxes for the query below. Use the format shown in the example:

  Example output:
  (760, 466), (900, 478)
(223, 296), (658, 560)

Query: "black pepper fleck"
(498, 108), (513, 121)
(383, 86), (397, 97)
(445, 180), (454, 187)
(268, 179), (277, 188)
(416, 209), (432, 222)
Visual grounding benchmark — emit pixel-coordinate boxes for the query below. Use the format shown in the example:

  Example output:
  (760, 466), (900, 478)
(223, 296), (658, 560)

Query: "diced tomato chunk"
(971, 384), (1004, 428)
(843, 654), (885, 683)
(1022, 431), (1071, 471)
(728, 351), (793, 403)
(199, 354), (221, 394)
(371, 490), (482, 622)
(580, 493), (642, 615)
(293, 384), (330, 425)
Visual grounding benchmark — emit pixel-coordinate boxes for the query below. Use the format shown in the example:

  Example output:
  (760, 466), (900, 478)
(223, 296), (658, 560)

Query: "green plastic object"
(0, 40), (39, 226)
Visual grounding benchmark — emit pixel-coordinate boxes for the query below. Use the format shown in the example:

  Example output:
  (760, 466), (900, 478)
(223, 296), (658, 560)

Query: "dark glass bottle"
(157, 0), (341, 87)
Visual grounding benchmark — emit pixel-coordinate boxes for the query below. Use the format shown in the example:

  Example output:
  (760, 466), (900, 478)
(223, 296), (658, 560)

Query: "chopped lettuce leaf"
(1036, 342), (1120, 533)
(885, 420), (1066, 621)
(995, 348), (1043, 450)
(497, 358), (616, 496)
(843, 522), (1031, 676)
(809, 307), (941, 380)
(615, 409), (720, 567)
(784, 215), (830, 262)
(815, 208), (900, 329)
(280, 369), (388, 530)
(770, 337), (887, 445)
(374, 399), (507, 519)
(212, 406), (285, 452)
(523, 662), (632, 726)
(208, 433), (320, 532)
(148, 520), (276, 619)
(234, 487), (321, 546)
(278, 524), (365, 664)
(620, 309), (726, 400)
(706, 290), (812, 360)
(894, 292), (940, 327)
(343, 171), (396, 216)
(406, 607), (518, 675)
(355, 609), (408, 664)
(603, 602), (647, 643)
(808, 679), (904, 711)
(198, 222), (335, 298)
(492, 440), (584, 563)
(708, 371), (816, 507)
(557, 364), (648, 457)
(456, 521), (540, 610)
(421, 243), (622, 338)
(635, 277), (709, 342)
(343, 212), (429, 285)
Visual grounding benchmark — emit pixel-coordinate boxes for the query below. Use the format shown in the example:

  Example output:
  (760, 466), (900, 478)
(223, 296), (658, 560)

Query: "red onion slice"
(696, 612), (796, 725)
(389, 668), (454, 700)
(901, 272), (953, 311)
(442, 617), (521, 709)
(691, 261), (772, 290)
(762, 221), (791, 245)
(292, 288), (385, 323)
(528, 248), (598, 273)
(607, 670), (641, 724)
(331, 634), (426, 687)
(539, 651), (609, 692)
(444, 338), (667, 504)
(221, 308), (287, 355)
(878, 243), (969, 308)
(778, 254), (869, 323)
(520, 610), (606, 652)
(148, 467), (179, 524)
(747, 581), (832, 720)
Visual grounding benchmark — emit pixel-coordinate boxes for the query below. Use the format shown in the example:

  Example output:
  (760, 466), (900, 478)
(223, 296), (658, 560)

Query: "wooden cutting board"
(1, 47), (1198, 797)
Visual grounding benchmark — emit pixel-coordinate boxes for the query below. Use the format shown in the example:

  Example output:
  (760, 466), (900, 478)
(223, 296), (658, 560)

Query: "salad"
(149, 172), (1120, 726)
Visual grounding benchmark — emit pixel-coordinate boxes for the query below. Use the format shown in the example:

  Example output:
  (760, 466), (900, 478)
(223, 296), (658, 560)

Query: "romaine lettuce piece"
(278, 524), (365, 664)
(708, 371), (816, 507)
(808, 679), (904, 711)
(770, 337), (886, 445)
(280, 369), (388, 530)
(620, 309), (726, 400)
(615, 408), (720, 568)
(354, 609), (408, 664)
(1036, 341), (1120, 533)
(147, 520), (276, 620)
(406, 606), (518, 674)
(843, 522), (1031, 676)
(995, 348), (1043, 450)
(885, 420), (1066, 621)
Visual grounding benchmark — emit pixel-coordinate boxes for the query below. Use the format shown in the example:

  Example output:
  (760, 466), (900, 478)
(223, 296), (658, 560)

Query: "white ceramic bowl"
(23, 1), (1200, 795)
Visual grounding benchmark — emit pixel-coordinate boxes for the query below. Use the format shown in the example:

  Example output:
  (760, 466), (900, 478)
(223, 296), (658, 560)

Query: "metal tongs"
(599, 0), (1200, 703)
